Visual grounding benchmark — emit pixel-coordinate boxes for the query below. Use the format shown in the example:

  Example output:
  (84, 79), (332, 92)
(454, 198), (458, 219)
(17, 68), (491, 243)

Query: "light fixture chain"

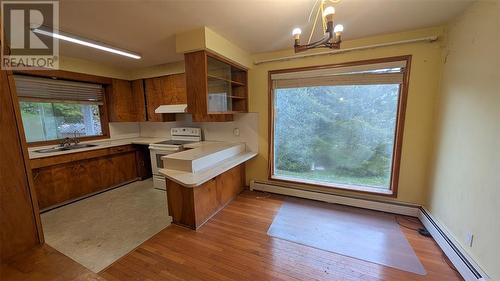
(308, 5), (322, 45)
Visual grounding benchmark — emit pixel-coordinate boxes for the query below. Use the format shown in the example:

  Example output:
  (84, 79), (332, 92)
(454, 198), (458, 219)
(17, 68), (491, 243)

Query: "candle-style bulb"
(292, 28), (302, 40)
(323, 6), (335, 22)
(334, 24), (344, 33)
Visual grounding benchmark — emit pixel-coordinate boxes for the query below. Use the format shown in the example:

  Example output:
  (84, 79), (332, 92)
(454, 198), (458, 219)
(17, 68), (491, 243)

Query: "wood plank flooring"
(0, 245), (104, 281)
(100, 191), (463, 281)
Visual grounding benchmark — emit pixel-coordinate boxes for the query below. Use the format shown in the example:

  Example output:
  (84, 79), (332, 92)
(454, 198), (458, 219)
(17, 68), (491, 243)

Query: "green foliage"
(20, 102), (39, 114)
(274, 84), (398, 189)
(52, 103), (83, 123)
(358, 143), (391, 177)
(19, 101), (101, 142)
(20, 101), (84, 123)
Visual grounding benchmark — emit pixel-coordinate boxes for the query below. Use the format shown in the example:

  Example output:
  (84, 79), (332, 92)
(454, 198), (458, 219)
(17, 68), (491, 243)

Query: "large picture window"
(269, 56), (411, 195)
(14, 75), (108, 144)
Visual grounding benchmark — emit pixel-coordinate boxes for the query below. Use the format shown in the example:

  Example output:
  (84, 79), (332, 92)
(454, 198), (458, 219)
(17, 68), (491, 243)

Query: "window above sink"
(13, 74), (110, 146)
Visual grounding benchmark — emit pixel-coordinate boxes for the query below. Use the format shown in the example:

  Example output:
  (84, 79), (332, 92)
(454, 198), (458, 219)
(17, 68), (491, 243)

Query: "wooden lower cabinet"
(166, 164), (245, 229)
(134, 144), (152, 180)
(32, 148), (139, 210)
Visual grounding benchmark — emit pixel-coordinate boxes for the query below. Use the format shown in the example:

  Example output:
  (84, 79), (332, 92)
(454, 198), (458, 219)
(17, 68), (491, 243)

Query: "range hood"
(155, 104), (188, 114)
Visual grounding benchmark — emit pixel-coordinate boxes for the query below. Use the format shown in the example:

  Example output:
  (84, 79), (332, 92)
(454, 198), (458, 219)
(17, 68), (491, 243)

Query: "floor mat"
(41, 179), (171, 273)
(267, 198), (426, 275)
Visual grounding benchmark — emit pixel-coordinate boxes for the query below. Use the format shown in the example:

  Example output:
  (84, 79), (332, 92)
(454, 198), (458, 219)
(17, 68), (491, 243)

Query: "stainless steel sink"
(34, 143), (98, 153)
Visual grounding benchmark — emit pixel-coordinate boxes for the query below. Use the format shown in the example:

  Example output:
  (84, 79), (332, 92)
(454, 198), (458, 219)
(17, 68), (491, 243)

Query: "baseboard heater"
(250, 180), (420, 216)
(250, 180), (489, 281)
(419, 208), (488, 281)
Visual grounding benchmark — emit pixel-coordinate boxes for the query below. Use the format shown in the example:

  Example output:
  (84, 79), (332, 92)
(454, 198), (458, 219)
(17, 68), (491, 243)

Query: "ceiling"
(57, 0), (474, 69)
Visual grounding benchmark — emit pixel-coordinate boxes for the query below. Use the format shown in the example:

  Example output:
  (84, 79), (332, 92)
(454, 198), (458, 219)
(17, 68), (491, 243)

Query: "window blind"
(271, 60), (407, 89)
(14, 75), (104, 105)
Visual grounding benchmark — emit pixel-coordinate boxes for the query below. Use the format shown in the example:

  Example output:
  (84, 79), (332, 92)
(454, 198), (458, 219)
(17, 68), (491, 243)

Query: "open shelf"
(208, 111), (246, 115)
(185, 50), (248, 121)
(208, 75), (245, 86)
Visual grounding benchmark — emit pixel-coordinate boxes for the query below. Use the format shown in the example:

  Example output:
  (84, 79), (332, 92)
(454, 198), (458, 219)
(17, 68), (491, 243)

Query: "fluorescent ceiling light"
(33, 28), (141, 59)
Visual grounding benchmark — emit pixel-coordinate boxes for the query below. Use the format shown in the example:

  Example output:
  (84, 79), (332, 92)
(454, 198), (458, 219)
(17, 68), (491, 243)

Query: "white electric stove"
(149, 127), (202, 190)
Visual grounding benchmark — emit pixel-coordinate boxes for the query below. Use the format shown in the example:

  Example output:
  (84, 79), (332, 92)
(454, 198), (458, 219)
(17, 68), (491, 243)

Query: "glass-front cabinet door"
(206, 56), (246, 114)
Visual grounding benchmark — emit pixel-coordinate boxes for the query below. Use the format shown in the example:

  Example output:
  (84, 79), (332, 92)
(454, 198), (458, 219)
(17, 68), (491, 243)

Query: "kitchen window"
(269, 56), (411, 195)
(14, 75), (108, 144)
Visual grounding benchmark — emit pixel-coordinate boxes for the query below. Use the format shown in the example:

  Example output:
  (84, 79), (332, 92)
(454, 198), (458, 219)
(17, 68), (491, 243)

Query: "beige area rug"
(268, 198), (426, 275)
(41, 179), (171, 273)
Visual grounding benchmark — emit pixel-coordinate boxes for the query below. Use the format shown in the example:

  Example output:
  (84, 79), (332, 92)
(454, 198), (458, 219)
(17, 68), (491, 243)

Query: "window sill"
(270, 175), (395, 197)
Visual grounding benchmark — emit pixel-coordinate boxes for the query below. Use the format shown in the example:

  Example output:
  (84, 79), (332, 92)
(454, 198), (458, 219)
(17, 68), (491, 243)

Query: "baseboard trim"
(250, 180), (420, 216)
(418, 208), (489, 281)
(250, 180), (489, 281)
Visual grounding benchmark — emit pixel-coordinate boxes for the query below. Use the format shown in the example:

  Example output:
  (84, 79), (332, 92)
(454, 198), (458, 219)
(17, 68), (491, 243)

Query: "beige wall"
(60, 56), (185, 81)
(426, 1), (499, 280)
(127, 61), (185, 80)
(176, 27), (253, 68)
(247, 26), (445, 205)
(58, 56), (130, 79)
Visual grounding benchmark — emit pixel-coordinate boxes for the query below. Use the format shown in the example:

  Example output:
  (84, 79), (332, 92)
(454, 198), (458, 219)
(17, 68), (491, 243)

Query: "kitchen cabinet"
(106, 74), (186, 122)
(166, 164), (245, 229)
(134, 144), (152, 180)
(31, 145), (140, 210)
(184, 50), (248, 122)
(144, 74), (186, 122)
(106, 79), (146, 122)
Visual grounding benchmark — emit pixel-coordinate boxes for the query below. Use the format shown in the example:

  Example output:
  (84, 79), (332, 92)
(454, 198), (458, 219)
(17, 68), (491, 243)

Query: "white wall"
(139, 113), (259, 152)
(108, 122), (140, 139)
(109, 113), (259, 153)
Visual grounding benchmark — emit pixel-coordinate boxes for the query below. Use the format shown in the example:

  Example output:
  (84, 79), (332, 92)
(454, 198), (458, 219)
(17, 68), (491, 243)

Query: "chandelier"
(292, 0), (344, 53)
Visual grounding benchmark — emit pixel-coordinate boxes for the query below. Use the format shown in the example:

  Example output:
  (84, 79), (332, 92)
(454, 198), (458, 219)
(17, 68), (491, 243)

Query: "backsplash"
(138, 113), (259, 152)
(108, 122), (140, 139)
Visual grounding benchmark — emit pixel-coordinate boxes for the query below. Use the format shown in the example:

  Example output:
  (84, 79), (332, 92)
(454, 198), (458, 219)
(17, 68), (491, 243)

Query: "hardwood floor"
(0, 245), (104, 281)
(100, 191), (463, 281)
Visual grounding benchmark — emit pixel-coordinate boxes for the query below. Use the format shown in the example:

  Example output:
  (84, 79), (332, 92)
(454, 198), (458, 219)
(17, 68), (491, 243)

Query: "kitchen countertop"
(30, 138), (258, 188)
(28, 137), (168, 159)
(159, 141), (257, 187)
(167, 141), (241, 161)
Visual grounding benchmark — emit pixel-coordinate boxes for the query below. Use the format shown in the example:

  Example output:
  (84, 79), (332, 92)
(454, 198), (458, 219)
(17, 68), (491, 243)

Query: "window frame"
(268, 55), (412, 197)
(13, 70), (111, 147)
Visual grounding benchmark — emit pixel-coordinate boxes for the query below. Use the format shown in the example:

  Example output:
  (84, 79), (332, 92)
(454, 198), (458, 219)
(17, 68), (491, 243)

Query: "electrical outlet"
(465, 232), (474, 247)
(233, 128), (240, 136)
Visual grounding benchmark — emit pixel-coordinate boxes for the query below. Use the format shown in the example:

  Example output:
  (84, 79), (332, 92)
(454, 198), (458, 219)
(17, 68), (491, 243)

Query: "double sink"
(34, 143), (98, 153)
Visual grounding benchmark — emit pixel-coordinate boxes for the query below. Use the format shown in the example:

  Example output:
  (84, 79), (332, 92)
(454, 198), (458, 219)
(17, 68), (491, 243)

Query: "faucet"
(59, 131), (80, 148)
(70, 131), (80, 146)
(59, 137), (72, 148)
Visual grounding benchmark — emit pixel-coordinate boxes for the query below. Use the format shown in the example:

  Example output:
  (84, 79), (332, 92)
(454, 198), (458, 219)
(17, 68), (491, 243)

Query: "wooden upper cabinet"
(144, 73), (186, 122)
(106, 74), (187, 122)
(106, 79), (146, 122)
(184, 50), (248, 122)
(131, 79), (147, 121)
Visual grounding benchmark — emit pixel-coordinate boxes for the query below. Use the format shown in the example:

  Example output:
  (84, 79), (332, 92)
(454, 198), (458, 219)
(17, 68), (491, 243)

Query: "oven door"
(149, 148), (179, 175)
(153, 175), (166, 191)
